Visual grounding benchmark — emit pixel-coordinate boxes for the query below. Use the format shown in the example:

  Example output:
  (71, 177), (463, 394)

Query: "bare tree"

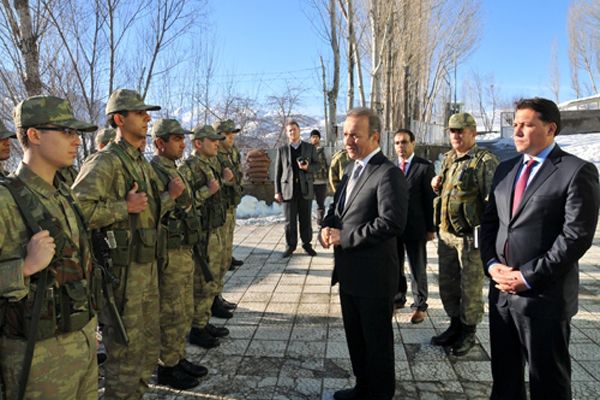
(467, 71), (499, 132)
(549, 39), (561, 103)
(568, 0), (599, 97)
(266, 82), (305, 147)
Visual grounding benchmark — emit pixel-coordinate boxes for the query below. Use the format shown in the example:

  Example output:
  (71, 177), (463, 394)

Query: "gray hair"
(346, 107), (380, 137)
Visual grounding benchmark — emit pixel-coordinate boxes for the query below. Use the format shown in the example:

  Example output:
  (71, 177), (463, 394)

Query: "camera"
(297, 157), (308, 166)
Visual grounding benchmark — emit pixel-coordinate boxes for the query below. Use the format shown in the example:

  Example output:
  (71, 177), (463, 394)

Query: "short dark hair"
(515, 97), (561, 135)
(107, 110), (129, 129)
(16, 127), (29, 149)
(285, 119), (300, 129)
(394, 128), (415, 142)
(310, 129), (321, 138)
(346, 107), (380, 137)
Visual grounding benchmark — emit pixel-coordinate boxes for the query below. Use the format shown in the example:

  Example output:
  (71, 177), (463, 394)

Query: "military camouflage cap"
(152, 118), (191, 138)
(0, 120), (15, 139)
(192, 124), (224, 140)
(448, 113), (476, 130)
(213, 119), (241, 133)
(105, 89), (161, 115)
(95, 128), (116, 146)
(14, 95), (97, 132)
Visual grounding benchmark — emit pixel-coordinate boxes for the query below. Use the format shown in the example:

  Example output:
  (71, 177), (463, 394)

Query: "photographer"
(274, 120), (320, 258)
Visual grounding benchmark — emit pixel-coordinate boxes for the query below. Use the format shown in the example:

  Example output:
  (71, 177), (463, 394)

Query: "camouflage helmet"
(192, 124), (224, 140)
(152, 118), (191, 138)
(95, 128), (116, 146)
(213, 119), (241, 134)
(14, 95), (97, 132)
(0, 120), (15, 140)
(105, 89), (161, 115)
(448, 113), (476, 130)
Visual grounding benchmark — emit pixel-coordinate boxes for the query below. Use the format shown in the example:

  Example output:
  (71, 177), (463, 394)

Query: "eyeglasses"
(449, 128), (464, 134)
(35, 127), (79, 137)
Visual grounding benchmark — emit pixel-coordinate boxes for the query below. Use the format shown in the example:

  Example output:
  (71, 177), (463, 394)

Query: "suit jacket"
(274, 141), (319, 200)
(481, 145), (599, 319)
(322, 151), (408, 298)
(397, 156), (436, 240)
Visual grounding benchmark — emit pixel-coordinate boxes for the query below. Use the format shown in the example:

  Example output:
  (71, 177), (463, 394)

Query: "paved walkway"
(143, 222), (600, 399)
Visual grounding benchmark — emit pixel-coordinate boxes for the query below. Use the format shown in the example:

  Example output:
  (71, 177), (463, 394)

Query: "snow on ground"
(236, 195), (333, 223)
(555, 132), (600, 171)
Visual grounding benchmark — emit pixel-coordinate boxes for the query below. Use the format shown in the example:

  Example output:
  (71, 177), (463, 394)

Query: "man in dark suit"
(481, 97), (600, 400)
(274, 119), (319, 257)
(320, 107), (408, 400)
(393, 129), (436, 324)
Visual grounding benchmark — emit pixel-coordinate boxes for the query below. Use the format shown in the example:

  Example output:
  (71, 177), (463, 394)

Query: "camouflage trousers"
(221, 206), (237, 281)
(159, 247), (194, 367)
(192, 226), (225, 328)
(103, 261), (159, 400)
(437, 229), (484, 326)
(0, 316), (98, 400)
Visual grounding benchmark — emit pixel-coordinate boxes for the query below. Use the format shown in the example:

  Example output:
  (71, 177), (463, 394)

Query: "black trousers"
(282, 186), (313, 250)
(340, 291), (395, 400)
(489, 301), (572, 400)
(313, 183), (327, 225)
(396, 237), (429, 311)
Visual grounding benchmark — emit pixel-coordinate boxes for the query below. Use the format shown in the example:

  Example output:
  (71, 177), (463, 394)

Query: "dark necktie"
(512, 159), (537, 216)
(400, 160), (407, 174)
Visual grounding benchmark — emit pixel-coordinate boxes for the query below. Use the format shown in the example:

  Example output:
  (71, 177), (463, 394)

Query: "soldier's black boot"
(206, 322), (229, 337)
(431, 317), (461, 346)
(217, 295), (237, 310)
(451, 324), (477, 356)
(157, 365), (199, 390)
(211, 297), (233, 318)
(189, 326), (220, 349)
(177, 358), (208, 378)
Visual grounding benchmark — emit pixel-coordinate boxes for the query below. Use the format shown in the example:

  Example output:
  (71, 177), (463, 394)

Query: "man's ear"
(26, 127), (42, 145)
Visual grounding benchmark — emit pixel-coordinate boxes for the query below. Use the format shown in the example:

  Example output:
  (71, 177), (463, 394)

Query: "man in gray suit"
(274, 119), (319, 257)
(321, 107), (408, 400)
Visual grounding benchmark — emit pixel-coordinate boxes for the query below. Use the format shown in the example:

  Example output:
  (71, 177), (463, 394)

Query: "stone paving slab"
(138, 222), (600, 399)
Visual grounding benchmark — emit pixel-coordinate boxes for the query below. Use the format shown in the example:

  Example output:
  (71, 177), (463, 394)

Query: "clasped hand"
(489, 263), (527, 294)
(319, 227), (341, 248)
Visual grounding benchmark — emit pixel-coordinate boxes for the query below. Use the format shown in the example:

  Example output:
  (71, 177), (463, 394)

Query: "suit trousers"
(339, 291), (395, 400)
(313, 183), (327, 224)
(489, 301), (572, 400)
(396, 237), (429, 311)
(282, 185), (313, 249)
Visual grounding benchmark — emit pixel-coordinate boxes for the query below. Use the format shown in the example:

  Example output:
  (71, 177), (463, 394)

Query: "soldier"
(0, 95), (98, 399)
(0, 121), (16, 177)
(95, 127), (116, 151)
(328, 148), (350, 193)
(214, 119), (244, 272)
(72, 89), (185, 399)
(180, 125), (231, 348)
(430, 112), (499, 356)
(309, 129), (329, 226)
(150, 119), (208, 390)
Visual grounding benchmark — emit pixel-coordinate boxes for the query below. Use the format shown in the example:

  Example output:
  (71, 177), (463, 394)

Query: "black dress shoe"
(333, 386), (366, 400)
(211, 302), (234, 319)
(157, 365), (199, 390)
(206, 323), (229, 337)
(231, 257), (244, 267)
(302, 243), (317, 256)
(281, 248), (294, 258)
(177, 358), (208, 378)
(189, 327), (220, 349)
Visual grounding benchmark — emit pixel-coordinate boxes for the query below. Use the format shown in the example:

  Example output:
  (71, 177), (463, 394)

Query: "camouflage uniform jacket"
(314, 146), (329, 185)
(180, 152), (225, 229)
(150, 155), (202, 250)
(217, 145), (243, 207)
(56, 165), (79, 187)
(72, 137), (174, 231)
(0, 166), (7, 177)
(436, 144), (499, 236)
(328, 149), (350, 193)
(0, 163), (91, 303)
